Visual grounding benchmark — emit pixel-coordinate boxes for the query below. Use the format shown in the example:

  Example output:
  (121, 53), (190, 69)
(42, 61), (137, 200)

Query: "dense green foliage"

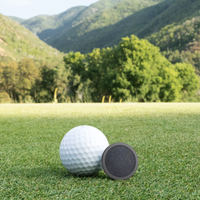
(0, 59), (71, 103)
(145, 16), (200, 75)
(1, 35), (199, 103)
(1, 104), (200, 199)
(146, 17), (200, 52)
(3, 0), (200, 103)
(0, 14), (68, 103)
(0, 14), (64, 64)
(8, 0), (200, 77)
(8, 0), (200, 80)
(64, 35), (199, 102)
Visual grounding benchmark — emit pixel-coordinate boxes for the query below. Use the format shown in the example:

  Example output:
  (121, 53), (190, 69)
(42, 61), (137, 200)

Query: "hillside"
(7, 0), (200, 76)
(0, 14), (64, 65)
(14, 0), (126, 42)
(8, 16), (25, 23)
(146, 16), (200, 52)
(9, 0), (200, 55)
(20, 6), (86, 37)
(146, 17), (200, 75)
(49, 0), (200, 54)
(10, 0), (162, 53)
(40, 0), (164, 53)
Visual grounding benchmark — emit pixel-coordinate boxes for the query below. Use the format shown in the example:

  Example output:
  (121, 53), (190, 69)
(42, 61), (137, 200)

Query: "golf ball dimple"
(59, 125), (109, 175)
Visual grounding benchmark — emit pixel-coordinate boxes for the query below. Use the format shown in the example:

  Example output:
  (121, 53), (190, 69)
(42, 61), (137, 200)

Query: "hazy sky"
(0, 0), (99, 19)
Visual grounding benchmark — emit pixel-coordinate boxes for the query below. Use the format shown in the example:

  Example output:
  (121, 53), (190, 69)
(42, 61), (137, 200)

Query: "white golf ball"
(59, 125), (109, 175)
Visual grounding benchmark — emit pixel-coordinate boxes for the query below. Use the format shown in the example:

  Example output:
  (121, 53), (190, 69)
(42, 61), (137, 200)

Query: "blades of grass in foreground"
(0, 103), (200, 199)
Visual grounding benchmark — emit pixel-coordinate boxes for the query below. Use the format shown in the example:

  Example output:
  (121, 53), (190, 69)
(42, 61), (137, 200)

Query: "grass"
(0, 103), (200, 199)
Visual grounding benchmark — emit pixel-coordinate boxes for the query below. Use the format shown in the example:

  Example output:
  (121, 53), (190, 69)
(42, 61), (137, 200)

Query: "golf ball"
(59, 125), (109, 175)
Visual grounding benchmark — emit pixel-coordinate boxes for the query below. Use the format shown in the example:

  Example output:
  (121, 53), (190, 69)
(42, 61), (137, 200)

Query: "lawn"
(0, 103), (200, 199)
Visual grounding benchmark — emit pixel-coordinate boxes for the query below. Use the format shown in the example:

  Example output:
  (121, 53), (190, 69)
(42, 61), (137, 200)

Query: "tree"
(63, 35), (198, 102)
(63, 52), (86, 102)
(85, 47), (114, 101)
(110, 35), (181, 102)
(54, 64), (71, 102)
(0, 61), (18, 101)
(174, 63), (199, 95)
(33, 64), (56, 103)
(15, 58), (40, 102)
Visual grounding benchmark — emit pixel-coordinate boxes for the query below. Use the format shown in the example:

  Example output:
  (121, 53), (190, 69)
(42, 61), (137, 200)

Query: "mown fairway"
(0, 103), (200, 199)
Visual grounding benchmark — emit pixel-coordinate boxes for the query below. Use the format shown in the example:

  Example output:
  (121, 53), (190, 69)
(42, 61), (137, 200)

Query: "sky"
(0, 0), (99, 19)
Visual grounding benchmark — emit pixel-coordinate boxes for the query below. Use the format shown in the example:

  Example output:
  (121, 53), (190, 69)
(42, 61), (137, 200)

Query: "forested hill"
(9, 0), (200, 56)
(145, 15), (200, 75)
(43, 0), (164, 53)
(11, 0), (126, 41)
(10, 0), (164, 53)
(6, 0), (200, 75)
(0, 14), (64, 65)
(9, 16), (25, 23)
(50, 0), (199, 54)
(19, 6), (87, 37)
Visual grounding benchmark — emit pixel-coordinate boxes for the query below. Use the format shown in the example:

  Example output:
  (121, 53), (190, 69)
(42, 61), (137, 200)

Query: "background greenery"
(1, 35), (199, 103)
(0, 14), (64, 64)
(8, 0), (200, 77)
(63, 35), (199, 103)
(0, 103), (200, 199)
(1, 0), (200, 102)
(9, 0), (200, 55)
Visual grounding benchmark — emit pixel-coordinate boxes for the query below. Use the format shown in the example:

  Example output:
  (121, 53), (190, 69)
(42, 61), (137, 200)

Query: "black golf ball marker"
(102, 143), (138, 180)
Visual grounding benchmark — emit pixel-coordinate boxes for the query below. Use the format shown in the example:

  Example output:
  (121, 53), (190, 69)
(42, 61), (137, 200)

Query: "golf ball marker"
(102, 143), (138, 180)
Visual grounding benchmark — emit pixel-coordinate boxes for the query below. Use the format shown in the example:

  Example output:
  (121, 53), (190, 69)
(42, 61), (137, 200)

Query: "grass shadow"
(10, 165), (111, 181)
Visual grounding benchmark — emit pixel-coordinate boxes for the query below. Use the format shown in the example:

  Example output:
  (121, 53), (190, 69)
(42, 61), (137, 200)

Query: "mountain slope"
(56, 0), (200, 54)
(145, 15), (200, 75)
(8, 0), (200, 57)
(0, 14), (64, 64)
(20, 6), (87, 36)
(146, 16), (200, 52)
(14, 0), (126, 40)
(137, 0), (200, 38)
(9, 0), (164, 53)
(70, 0), (127, 21)
(43, 0), (164, 53)
(8, 16), (25, 23)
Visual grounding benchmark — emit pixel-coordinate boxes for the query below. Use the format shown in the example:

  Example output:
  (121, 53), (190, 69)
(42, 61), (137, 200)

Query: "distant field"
(0, 103), (200, 199)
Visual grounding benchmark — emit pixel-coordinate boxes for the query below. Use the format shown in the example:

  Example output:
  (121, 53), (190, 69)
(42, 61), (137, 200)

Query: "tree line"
(0, 59), (70, 103)
(0, 35), (199, 103)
